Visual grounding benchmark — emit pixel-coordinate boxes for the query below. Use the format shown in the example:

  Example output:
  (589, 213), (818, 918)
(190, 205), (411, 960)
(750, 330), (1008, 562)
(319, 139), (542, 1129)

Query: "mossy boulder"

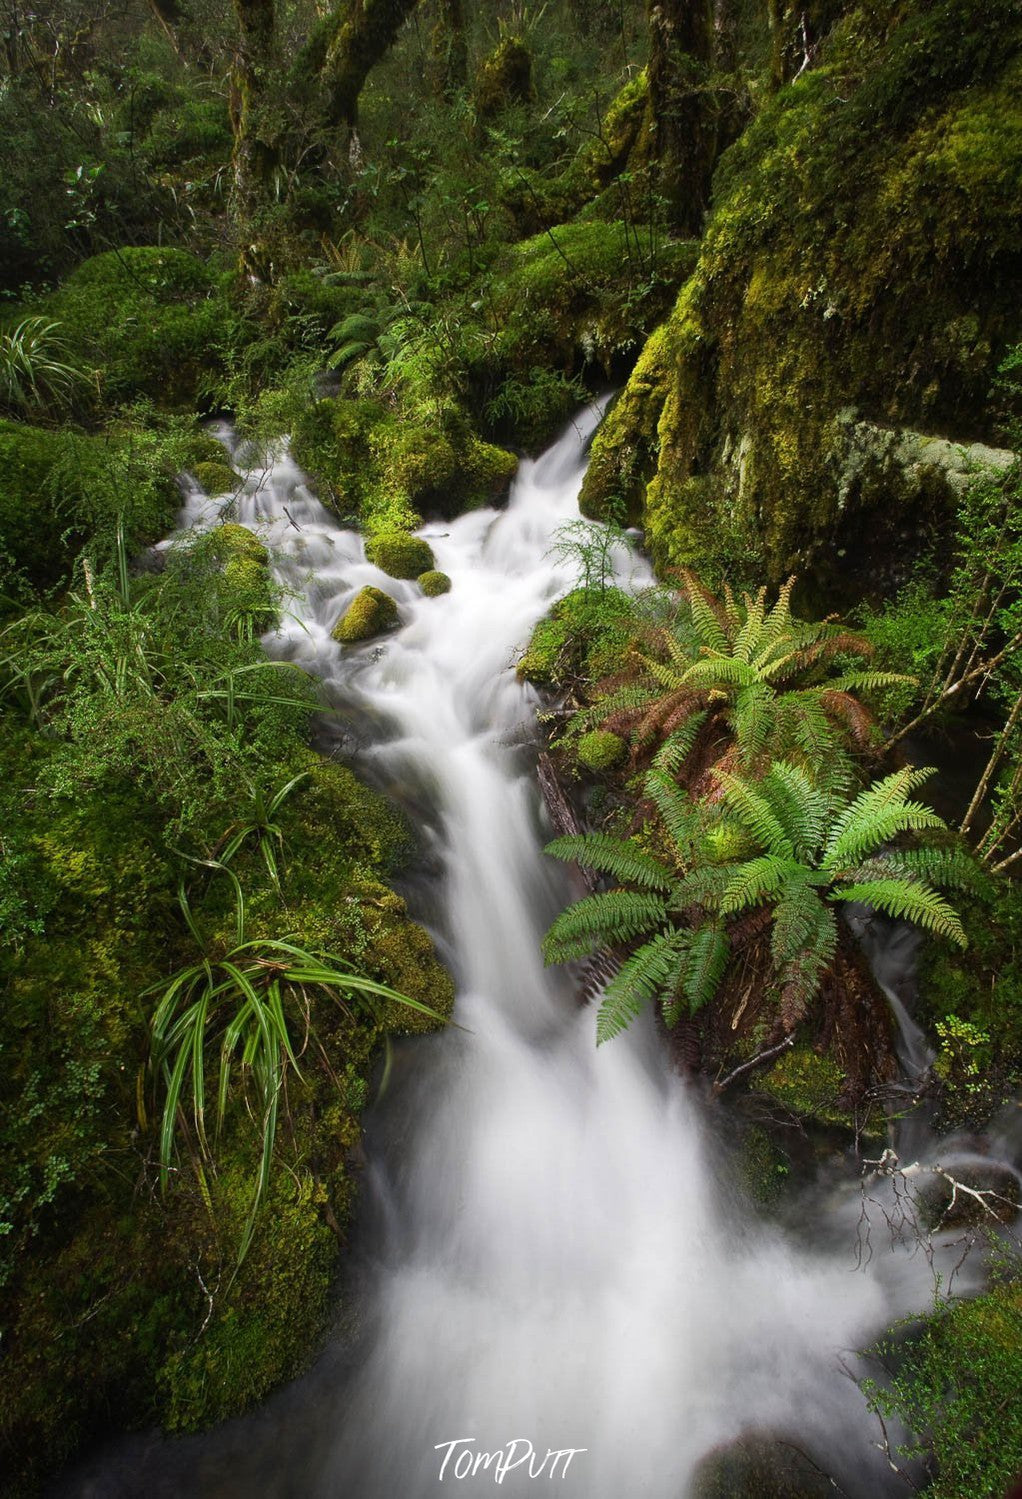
(691, 1433), (836, 1498)
(583, 0), (1022, 595)
(292, 396), (517, 530)
(193, 460), (242, 494)
(576, 729), (627, 772)
(365, 531), (434, 579)
(332, 585), (399, 643)
(418, 569), (451, 596)
(517, 587), (636, 688)
(489, 220), (699, 386)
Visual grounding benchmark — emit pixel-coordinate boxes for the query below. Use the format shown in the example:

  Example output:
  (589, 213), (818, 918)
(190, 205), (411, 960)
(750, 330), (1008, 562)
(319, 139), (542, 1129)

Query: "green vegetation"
(418, 568), (451, 596)
(332, 584), (400, 642)
(4, 0), (1022, 1491)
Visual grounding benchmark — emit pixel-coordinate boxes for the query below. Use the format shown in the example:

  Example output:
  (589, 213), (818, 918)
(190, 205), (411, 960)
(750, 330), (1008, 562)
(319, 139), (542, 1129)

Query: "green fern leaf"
(595, 928), (689, 1043)
(543, 889), (668, 963)
(832, 880), (967, 947)
(680, 923), (730, 1015)
(715, 769), (795, 858)
(545, 833), (673, 891)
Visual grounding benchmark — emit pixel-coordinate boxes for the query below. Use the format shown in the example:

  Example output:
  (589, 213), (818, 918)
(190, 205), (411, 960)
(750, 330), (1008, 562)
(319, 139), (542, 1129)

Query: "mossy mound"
(332, 585), (399, 643)
(576, 729), (627, 772)
(209, 524), (276, 631)
(517, 587), (636, 689)
(27, 247), (235, 411)
(418, 569), (451, 596)
(292, 397), (517, 532)
(0, 740), (453, 1486)
(582, 0), (1022, 595)
(691, 1433), (836, 1498)
(366, 531), (434, 579)
(488, 220), (699, 386)
(193, 460), (242, 494)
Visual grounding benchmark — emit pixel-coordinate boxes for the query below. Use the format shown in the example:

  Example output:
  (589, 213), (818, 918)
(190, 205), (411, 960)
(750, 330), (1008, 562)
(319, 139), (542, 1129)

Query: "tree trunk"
(230, 0), (279, 272)
(316, 0), (421, 147)
(429, 0), (467, 98)
(644, 0), (716, 233)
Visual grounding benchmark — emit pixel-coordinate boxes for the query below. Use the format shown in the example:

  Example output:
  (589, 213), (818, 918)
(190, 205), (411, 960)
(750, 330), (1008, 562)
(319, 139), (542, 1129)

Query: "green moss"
(576, 729), (627, 772)
(600, 0), (1022, 594)
(365, 531), (434, 579)
(30, 247), (237, 412)
(517, 587), (636, 689)
(751, 1045), (853, 1128)
(418, 569), (451, 596)
(292, 396), (517, 531)
(193, 460), (242, 494)
(489, 220), (699, 382)
(332, 584), (399, 642)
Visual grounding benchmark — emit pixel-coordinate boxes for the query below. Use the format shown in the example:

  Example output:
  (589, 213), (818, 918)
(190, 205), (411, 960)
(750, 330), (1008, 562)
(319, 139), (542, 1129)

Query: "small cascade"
(60, 408), (1018, 1499)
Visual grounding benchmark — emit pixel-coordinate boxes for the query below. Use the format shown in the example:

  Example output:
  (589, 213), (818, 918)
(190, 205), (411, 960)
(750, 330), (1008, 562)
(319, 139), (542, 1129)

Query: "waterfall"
(61, 406), (999, 1499)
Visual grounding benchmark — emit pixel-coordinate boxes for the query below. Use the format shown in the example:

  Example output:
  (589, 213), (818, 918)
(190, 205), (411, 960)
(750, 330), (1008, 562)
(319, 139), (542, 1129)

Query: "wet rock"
(418, 569), (451, 596)
(332, 585), (399, 644)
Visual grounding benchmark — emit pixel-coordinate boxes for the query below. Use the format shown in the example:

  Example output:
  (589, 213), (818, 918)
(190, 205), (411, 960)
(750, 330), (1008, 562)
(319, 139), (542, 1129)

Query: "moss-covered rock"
(366, 531), (434, 579)
(517, 587), (636, 689)
(418, 569), (451, 596)
(576, 729), (627, 772)
(691, 1433), (837, 1498)
(584, 0), (1022, 596)
(193, 460), (242, 494)
(751, 1045), (853, 1129)
(332, 584), (399, 642)
(292, 396), (517, 531)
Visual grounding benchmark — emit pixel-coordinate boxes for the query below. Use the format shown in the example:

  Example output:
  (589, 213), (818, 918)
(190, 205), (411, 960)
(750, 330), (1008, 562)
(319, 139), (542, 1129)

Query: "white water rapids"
(60, 405), (1004, 1499)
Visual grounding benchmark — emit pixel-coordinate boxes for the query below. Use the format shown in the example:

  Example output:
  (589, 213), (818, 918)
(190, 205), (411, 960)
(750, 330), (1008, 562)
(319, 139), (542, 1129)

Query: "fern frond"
(715, 769), (795, 858)
(822, 766), (939, 868)
(733, 586), (768, 663)
(544, 833), (673, 891)
(886, 846), (985, 893)
(681, 655), (758, 689)
(732, 683), (774, 766)
(753, 576), (797, 659)
(681, 571), (730, 654)
(775, 898), (837, 1029)
(832, 880), (967, 947)
(542, 890), (668, 963)
(650, 712), (708, 776)
(595, 928), (689, 1043)
(720, 855), (802, 914)
(679, 923), (729, 1017)
(824, 671), (914, 694)
(645, 766), (702, 853)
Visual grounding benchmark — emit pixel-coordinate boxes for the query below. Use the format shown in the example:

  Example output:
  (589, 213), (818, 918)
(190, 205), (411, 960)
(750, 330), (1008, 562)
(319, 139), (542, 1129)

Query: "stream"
(57, 405), (1015, 1498)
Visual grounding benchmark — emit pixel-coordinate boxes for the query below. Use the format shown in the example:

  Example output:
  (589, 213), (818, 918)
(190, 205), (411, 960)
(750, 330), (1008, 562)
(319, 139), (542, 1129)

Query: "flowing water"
(58, 407), (1014, 1499)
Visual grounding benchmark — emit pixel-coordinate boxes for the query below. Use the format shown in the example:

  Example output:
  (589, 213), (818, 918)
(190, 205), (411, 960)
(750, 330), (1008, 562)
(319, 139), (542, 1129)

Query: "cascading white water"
(67, 406), (1004, 1499)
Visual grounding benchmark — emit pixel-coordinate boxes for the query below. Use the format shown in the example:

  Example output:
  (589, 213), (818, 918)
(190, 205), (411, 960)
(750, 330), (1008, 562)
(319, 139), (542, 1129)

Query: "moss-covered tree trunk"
(644, 0), (716, 233)
(307, 0), (421, 158)
(429, 0), (467, 98)
(230, 0), (279, 275)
